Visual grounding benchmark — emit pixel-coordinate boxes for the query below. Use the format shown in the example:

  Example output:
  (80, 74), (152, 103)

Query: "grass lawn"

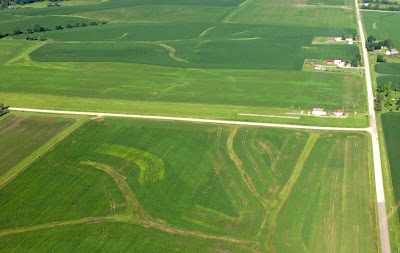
(0, 117), (378, 252)
(0, 114), (76, 179)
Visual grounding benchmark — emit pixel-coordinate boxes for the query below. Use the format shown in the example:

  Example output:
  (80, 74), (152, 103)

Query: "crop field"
(362, 12), (400, 46)
(381, 113), (400, 220)
(0, 118), (377, 252)
(377, 76), (400, 90)
(375, 63), (400, 75)
(0, 0), (367, 126)
(0, 114), (75, 179)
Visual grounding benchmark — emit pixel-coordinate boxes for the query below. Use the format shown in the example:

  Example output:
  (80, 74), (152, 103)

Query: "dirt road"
(355, 0), (391, 252)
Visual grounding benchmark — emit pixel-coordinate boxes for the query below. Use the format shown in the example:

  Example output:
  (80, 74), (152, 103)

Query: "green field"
(381, 113), (400, 221)
(0, 117), (377, 252)
(362, 11), (400, 47)
(375, 63), (400, 75)
(0, 114), (75, 179)
(0, 0), (367, 127)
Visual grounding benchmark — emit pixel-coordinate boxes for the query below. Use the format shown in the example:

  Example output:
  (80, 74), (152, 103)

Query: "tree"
(377, 54), (386, 63)
(384, 39), (394, 49)
(367, 35), (376, 42)
(55, 25), (63, 30)
(66, 24), (72, 28)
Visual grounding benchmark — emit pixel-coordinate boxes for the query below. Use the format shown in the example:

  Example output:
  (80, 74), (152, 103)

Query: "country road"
(355, 0), (391, 252)
(9, 107), (371, 132)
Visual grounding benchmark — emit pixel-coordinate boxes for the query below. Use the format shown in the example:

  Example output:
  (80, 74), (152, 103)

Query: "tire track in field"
(214, 128), (248, 207)
(151, 42), (188, 63)
(81, 161), (145, 221)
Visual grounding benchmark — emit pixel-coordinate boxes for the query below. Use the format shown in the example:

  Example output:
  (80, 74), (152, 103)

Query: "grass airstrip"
(0, 116), (378, 252)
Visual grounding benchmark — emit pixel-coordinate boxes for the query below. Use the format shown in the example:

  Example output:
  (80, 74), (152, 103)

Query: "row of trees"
(363, 0), (399, 4)
(0, 20), (108, 39)
(1, 0), (66, 9)
(366, 36), (394, 51)
(375, 82), (400, 111)
(361, 3), (400, 10)
(0, 102), (9, 116)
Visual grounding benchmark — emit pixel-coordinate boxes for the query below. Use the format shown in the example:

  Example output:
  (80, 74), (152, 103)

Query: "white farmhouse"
(346, 38), (353, 44)
(312, 108), (327, 116)
(334, 37), (343, 42)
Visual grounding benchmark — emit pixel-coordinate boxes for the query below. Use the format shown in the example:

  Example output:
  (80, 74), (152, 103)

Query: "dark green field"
(0, 118), (377, 252)
(0, 114), (75, 178)
(377, 76), (400, 90)
(375, 63), (400, 75)
(382, 113), (400, 221)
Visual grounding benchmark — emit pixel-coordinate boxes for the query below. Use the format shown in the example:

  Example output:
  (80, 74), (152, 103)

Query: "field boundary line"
(0, 217), (113, 237)
(356, 0), (391, 251)
(9, 107), (371, 132)
(5, 41), (46, 65)
(0, 117), (87, 189)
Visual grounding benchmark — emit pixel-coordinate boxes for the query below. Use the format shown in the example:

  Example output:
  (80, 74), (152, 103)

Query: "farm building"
(333, 60), (345, 67)
(392, 49), (399, 54)
(333, 109), (344, 116)
(334, 37), (343, 42)
(314, 65), (323, 71)
(386, 51), (392, 56)
(312, 108), (326, 116)
(327, 59), (333, 64)
(346, 38), (353, 44)
(326, 37), (334, 43)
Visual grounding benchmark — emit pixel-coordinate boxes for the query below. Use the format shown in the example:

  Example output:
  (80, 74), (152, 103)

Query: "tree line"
(0, 101), (9, 117)
(375, 82), (400, 111)
(0, 20), (108, 40)
(1, 0), (66, 9)
(366, 36), (394, 51)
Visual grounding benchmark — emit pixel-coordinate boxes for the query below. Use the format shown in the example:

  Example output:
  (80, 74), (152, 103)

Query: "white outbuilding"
(312, 108), (327, 116)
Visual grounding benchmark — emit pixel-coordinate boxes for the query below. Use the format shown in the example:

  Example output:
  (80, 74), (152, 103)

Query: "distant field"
(307, 0), (345, 5)
(362, 12), (400, 47)
(77, 5), (233, 23)
(0, 114), (75, 178)
(381, 113), (400, 221)
(375, 63), (400, 75)
(228, 1), (356, 28)
(0, 118), (377, 252)
(0, 15), (97, 34)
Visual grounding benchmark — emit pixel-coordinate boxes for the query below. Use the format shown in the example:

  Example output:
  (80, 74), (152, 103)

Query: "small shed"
(333, 109), (344, 116)
(312, 108), (327, 116)
(327, 59), (333, 64)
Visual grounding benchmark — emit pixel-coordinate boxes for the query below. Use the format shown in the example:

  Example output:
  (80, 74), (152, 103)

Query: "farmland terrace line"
(9, 107), (371, 132)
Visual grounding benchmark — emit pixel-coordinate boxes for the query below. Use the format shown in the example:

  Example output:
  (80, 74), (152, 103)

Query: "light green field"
(0, 114), (75, 179)
(362, 11), (400, 47)
(226, 0), (356, 28)
(0, 117), (377, 252)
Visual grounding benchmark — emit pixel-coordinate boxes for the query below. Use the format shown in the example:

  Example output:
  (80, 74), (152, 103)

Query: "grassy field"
(381, 113), (400, 221)
(375, 63), (400, 75)
(362, 11), (400, 47)
(0, 0), (367, 127)
(0, 114), (75, 179)
(0, 117), (377, 252)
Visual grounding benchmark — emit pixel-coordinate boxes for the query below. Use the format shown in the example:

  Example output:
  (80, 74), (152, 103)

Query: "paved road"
(9, 107), (370, 132)
(355, 1), (391, 252)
